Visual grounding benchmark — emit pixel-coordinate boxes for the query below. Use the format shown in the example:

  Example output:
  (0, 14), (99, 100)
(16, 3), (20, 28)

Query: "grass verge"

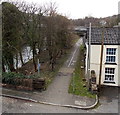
(68, 45), (96, 98)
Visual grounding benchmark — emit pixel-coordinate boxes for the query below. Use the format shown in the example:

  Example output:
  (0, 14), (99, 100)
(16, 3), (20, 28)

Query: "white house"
(85, 27), (120, 86)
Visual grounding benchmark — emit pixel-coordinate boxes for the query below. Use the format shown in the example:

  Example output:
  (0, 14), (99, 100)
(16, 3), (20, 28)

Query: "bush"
(2, 72), (30, 85)
(2, 72), (46, 91)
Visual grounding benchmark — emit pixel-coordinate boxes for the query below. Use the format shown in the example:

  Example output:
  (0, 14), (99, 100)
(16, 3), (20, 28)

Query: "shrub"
(2, 72), (31, 85)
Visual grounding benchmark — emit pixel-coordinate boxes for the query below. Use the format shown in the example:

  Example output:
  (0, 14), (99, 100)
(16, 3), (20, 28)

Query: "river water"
(14, 46), (33, 69)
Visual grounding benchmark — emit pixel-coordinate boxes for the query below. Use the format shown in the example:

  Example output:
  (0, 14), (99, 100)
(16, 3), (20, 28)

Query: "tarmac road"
(2, 93), (119, 114)
(2, 97), (87, 113)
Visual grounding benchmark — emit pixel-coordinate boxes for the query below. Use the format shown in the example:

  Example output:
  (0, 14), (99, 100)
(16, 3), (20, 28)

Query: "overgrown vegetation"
(2, 46), (71, 90)
(2, 1), (76, 73)
(2, 72), (30, 85)
(68, 45), (96, 98)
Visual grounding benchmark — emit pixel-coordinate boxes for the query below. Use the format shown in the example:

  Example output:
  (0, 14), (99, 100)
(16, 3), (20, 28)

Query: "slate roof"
(86, 27), (120, 45)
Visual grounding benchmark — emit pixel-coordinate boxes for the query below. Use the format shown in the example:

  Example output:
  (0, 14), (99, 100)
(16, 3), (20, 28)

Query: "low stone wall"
(2, 78), (46, 91)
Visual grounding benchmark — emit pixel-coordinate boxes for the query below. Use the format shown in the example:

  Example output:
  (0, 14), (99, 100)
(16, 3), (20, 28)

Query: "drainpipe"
(98, 21), (106, 95)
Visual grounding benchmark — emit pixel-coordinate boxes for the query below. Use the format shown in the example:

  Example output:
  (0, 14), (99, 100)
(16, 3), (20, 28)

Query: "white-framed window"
(104, 68), (115, 83)
(106, 48), (116, 63)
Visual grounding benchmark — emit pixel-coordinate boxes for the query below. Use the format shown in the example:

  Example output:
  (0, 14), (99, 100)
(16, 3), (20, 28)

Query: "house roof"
(86, 27), (120, 45)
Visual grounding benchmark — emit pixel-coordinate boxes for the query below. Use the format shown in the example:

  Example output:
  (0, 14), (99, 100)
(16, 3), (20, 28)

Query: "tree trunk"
(19, 51), (24, 66)
(2, 62), (5, 72)
(7, 53), (16, 72)
(38, 48), (41, 55)
(9, 64), (16, 72)
(32, 44), (37, 72)
(51, 62), (54, 71)
(60, 49), (63, 55)
(51, 58), (55, 71)
(9, 59), (15, 72)
(15, 54), (18, 69)
(38, 43), (42, 55)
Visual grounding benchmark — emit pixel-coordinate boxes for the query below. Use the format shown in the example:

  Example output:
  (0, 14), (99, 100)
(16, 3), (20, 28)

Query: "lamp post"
(87, 23), (91, 90)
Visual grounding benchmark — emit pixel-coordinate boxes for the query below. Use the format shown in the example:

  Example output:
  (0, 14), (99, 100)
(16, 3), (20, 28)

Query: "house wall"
(90, 45), (119, 86)
(118, 45), (120, 86)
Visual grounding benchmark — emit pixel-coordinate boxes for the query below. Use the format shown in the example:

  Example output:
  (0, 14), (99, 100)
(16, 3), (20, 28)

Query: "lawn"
(68, 45), (96, 98)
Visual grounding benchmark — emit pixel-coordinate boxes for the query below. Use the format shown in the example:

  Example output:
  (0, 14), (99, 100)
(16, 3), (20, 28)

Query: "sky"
(3, 0), (120, 19)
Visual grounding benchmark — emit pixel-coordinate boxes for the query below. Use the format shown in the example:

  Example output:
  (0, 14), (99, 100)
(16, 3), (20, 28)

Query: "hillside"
(72, 15), (119, 27)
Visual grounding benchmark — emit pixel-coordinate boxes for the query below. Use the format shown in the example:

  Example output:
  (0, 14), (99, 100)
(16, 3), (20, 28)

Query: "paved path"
(37, 38), (95, 106)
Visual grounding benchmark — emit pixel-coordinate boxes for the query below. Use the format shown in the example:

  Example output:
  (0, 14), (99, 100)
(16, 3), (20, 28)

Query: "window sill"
(104, 81), (115, 84)
(105, 63), (117, 65)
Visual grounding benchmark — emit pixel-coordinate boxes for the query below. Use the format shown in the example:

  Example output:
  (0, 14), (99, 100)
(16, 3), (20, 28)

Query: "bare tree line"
(2, 0), (75, 72)
(72, 15), (119, 27)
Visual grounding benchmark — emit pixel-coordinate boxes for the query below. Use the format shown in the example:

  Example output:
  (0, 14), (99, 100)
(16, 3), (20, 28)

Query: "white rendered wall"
(118, 45), (120, 86)
(90, 45), (119, 86)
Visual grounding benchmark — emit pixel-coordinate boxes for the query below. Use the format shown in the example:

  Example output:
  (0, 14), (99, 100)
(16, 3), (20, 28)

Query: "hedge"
(2, 72), (31, 85)
(2, 72), (46, 91)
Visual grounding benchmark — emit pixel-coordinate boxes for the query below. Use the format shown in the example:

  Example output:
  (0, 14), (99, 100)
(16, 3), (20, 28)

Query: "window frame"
(106, 48), (116, 64)
(104, 67), (115, 84)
